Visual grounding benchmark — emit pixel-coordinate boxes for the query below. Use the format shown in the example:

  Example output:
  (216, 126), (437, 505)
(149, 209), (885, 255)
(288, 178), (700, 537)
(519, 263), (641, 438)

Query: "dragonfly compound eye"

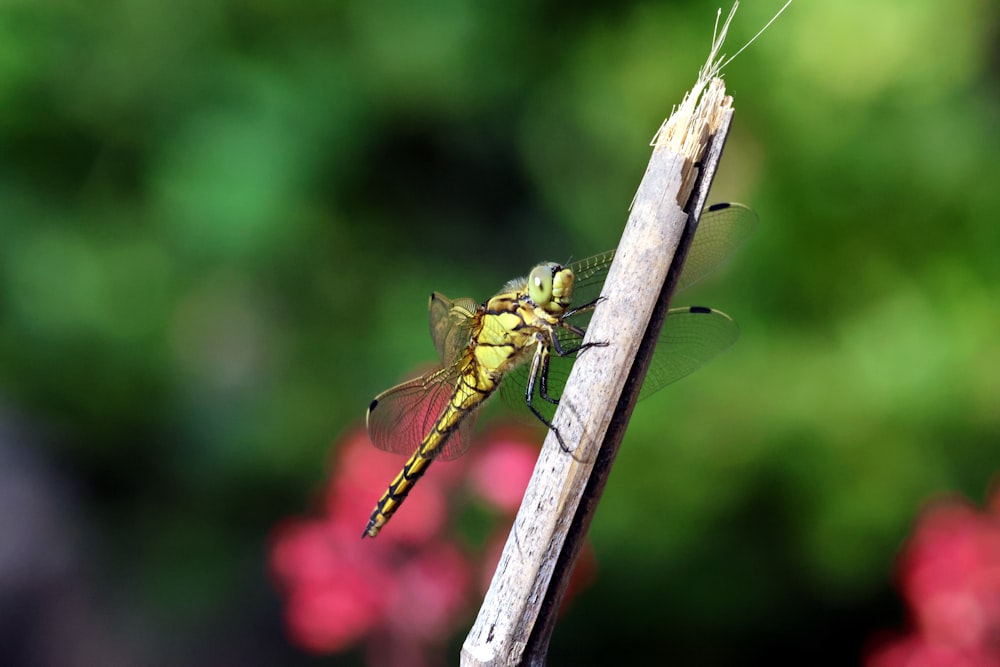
(528, 262), (558, 306)
(551, 267), (574, 307)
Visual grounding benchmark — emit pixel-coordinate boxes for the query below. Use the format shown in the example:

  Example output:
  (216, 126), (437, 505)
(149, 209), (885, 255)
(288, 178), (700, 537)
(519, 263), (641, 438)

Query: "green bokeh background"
(1, 0), (997, 664)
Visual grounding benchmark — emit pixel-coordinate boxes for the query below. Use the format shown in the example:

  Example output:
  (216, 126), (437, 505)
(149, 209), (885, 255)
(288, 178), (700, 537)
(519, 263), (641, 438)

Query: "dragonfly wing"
(563, 250), (616, 322)
(502, 307), (736, 416)
(638, 306), (739, 400)
(562, 202), (756, 311)
(429, 293), (480, 365)
(677, 202), (758, 292)
(366, 365), (477, 461)
(503, 197), (753, 421)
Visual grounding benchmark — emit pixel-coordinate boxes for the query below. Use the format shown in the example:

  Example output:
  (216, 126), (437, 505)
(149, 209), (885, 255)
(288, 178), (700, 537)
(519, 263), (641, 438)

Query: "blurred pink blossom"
(272, 519), (386, 652)
(866, 487), (1000, 667)
(386, 542), (472, 642)
(467, 428), (539, 512)
(269, 421), (593, 664)
(326, 429), (455, 545)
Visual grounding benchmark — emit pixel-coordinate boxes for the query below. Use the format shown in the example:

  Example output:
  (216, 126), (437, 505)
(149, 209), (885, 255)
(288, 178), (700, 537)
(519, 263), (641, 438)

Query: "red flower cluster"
(867, 488), (1000, 666)
(269, 424), (570, 665)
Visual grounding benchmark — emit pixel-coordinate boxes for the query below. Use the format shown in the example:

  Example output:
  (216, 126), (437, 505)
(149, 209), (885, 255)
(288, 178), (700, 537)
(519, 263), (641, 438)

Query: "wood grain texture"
(462, 79), (734, 667)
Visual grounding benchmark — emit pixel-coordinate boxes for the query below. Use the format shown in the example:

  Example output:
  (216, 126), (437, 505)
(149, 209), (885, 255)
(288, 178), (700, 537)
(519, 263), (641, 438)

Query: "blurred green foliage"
(0, 0), (997, 664)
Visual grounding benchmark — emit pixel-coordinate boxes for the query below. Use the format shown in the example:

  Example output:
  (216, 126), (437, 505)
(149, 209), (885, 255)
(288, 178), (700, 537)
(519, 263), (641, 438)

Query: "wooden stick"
(461, 75), (734, 666)
(523, 85), (734, 665)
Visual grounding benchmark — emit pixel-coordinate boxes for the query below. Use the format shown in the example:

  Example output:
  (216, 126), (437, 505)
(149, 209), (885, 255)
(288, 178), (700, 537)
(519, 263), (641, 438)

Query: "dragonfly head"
(528, 262), (575, 314)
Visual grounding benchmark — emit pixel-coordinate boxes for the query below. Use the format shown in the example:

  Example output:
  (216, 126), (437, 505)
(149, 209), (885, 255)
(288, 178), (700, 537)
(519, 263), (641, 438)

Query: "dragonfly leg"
(553, 297), (609, 357)
(524, 342), (571, 453)
(562, 295), (606, 319)
(535, 336), (560, 406)
(551, 324), (609, 358)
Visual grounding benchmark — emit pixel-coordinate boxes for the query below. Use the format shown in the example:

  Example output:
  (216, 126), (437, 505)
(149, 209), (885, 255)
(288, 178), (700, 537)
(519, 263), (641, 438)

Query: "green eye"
(528, 263), (556, 305)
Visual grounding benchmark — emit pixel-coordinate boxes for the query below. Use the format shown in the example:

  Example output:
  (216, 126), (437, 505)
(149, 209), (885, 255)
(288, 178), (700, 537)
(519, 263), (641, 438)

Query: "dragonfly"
(362, 202), (757, 538)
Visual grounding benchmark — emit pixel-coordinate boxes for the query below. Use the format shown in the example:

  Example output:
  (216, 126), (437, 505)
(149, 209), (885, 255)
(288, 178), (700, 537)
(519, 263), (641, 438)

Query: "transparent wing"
(366, 365), (477, 461)
(678, 202), (758, 292)
(638, 306), (739, 400)
(563, 251), (616, 319)
(565, 201), (758, 312)
(500, 306), (739, 422)
(429, 292), (480, 366)
(501, 202), (755, 417)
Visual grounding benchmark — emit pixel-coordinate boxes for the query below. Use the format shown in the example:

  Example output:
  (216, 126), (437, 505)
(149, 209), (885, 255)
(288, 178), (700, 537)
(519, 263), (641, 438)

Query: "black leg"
(524, 344), (571, 453)
(537, 341), (558, 405)
(551, 319), (609, 357)
(561, 296), (605, 319)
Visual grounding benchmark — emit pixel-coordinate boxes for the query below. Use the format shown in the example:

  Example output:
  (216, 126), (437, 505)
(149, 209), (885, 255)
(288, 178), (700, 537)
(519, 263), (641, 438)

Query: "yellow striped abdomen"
(362, 365), (496, 538)
(363, 303), (542, 539)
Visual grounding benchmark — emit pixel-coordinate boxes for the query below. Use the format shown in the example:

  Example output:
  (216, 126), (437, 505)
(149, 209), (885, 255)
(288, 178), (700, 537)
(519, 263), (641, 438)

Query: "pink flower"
(269, 426), (472, 659)
(327, 430), (454, 545)
(467, 428), (539, 513)
(270, 418), (593, 667)
(902, 502), (1000, 649)
(866, 487), (1000, 666)
(269, 419), (597, 662)
(270, 518), (387, 652)
(867, 634), (989, 667)
(386, 542), (473, 641)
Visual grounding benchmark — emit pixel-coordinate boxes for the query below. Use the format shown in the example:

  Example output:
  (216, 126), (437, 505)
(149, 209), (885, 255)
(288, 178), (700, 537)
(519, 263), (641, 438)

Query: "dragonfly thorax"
(527, 262), (575, 315)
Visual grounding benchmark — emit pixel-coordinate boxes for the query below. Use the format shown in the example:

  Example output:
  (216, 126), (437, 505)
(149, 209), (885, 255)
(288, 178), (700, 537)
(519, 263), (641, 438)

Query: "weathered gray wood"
(461, 78), (734, 667)
(522, 87), (734, 666)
